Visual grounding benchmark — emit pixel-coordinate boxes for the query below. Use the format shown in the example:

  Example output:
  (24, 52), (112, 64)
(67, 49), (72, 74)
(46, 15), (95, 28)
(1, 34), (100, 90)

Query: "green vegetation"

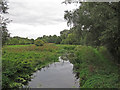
(0, 0), (10, 46)
(1, 0), (120, 89)
(2, 43), (64, 88)
(2, 2), (119, 64)
(2, 43), (120, 88)
(37, 35), (62, 44)
(62, 2), (120, 63)
(6, 44), (32, 48)
(7, 36), (34, 45)
(34, 39), (45, 46)
(68, 46), (120, 88)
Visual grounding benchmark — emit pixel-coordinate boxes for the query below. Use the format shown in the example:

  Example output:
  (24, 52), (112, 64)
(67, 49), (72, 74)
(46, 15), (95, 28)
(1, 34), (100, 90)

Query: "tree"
(34, 39), (45, 46)
(63, 2), (120, 63)
(55, 36), (62, 44)
(30, 39), (34, 44)
(0, 0), (10, 46)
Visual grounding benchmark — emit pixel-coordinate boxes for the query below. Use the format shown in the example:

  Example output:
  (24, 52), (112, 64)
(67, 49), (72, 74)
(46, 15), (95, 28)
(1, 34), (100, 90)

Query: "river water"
(26, 56), (80, 88)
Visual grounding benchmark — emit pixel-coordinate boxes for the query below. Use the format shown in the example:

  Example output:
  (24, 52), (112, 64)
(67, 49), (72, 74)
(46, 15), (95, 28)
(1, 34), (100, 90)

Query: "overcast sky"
(6, 0), (79, 39)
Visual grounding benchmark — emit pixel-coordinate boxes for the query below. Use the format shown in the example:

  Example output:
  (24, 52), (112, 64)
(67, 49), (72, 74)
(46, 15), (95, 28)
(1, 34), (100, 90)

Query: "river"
(25, 56), (80, 88)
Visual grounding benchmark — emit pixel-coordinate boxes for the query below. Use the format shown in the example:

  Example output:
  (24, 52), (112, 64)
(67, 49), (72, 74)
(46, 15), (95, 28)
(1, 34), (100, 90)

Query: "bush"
(71, 46), (120, 88)
(34, 40), (45, 46)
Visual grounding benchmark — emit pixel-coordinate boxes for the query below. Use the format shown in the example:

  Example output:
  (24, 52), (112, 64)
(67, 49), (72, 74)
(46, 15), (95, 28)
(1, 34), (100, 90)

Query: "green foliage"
(2, 44), (62, 88)
(68, 46), (120, 88)
(1, 27), (10, 46)
(61, 33), (76, 44)
(2, 44), (120, 88)
(37, 35), (62, 44)
(34, 39), (45, 46)
(0, 0), (10, 46)
(63, 2), (120, 63)
(60, 29), (70, 39)
(60, 28), (80, 45)
(7, 36), (34, 45)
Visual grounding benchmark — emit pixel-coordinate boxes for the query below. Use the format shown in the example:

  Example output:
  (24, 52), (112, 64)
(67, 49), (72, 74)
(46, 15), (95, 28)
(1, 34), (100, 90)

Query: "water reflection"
(26, 56), (80, 88)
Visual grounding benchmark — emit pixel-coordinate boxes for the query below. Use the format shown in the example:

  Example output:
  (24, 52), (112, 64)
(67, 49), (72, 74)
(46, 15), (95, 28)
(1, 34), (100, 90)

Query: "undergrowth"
(2, 43), (64, 88)
(2, 44), (120, 88)
(68, 45), (120, 88)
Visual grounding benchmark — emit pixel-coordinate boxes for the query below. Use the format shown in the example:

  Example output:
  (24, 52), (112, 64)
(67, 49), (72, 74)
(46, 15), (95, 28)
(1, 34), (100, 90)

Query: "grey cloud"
(6, 0), (79, 39)
(7, 0), (66, 25)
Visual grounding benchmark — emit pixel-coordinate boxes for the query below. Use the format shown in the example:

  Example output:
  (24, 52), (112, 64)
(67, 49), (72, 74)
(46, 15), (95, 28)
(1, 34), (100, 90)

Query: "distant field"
(6, 44), (33, 48)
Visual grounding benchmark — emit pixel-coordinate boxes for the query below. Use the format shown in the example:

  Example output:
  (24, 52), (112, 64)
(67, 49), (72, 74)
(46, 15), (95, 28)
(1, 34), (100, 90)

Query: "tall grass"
(2, 44), (120, 88)
(68, 45), (120, 88)
(2, 43), (61, 88)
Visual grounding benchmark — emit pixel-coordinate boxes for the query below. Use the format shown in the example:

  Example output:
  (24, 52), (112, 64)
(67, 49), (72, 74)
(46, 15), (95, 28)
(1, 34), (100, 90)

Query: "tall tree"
(64, 2), (120, 63)
(0, 0), (10, 46)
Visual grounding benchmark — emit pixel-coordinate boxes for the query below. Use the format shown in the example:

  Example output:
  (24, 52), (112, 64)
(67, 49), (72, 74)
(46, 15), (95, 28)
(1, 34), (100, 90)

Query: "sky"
(6, 0), (79, 39)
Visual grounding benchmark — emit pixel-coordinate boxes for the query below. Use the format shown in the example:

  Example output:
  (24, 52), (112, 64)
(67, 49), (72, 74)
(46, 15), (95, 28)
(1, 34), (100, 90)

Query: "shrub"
(34, 40), (45, 46)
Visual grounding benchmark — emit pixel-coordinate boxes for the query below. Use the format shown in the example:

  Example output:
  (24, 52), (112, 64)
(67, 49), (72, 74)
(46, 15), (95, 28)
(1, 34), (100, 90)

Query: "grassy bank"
(68, 45), (120, 88)
(2, 43), (65, 88)
(2, 44), (120, 88)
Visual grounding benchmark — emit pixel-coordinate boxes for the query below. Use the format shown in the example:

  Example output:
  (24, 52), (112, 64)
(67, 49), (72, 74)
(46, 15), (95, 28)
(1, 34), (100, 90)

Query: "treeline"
(36, 35), (62, 44)
(6, 36), (34, 45)
(4, 35), (61, 45)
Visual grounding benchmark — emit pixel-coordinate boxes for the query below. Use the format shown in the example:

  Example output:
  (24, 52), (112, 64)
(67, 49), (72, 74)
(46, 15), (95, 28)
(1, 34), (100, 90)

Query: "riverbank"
(2, 43), (76, 89)
(26, 56), (79, 88)
(2, 44), (120, 88)
(67, 45), (120, 88)
(2, 43), (61, 88)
